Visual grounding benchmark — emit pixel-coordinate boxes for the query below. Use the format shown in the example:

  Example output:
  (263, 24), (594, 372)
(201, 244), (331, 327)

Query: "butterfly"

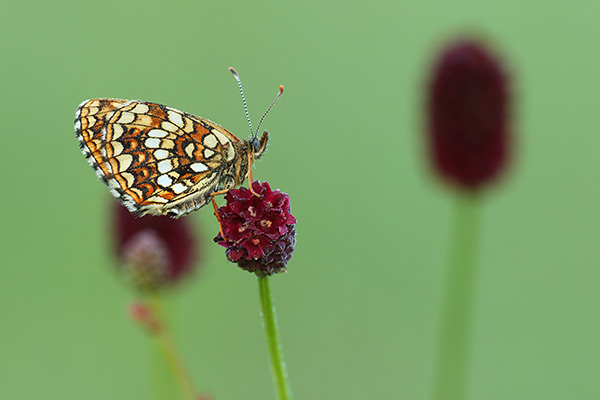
(74, 68), (284, 222)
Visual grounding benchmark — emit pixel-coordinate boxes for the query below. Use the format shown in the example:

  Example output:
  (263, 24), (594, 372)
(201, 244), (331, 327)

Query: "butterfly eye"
(253, 138), (261, 153)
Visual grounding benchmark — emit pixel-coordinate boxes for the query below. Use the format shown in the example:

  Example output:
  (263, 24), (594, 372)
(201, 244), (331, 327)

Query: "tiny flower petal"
(228, 247), (246, 262)
(285, 214), (298, 225)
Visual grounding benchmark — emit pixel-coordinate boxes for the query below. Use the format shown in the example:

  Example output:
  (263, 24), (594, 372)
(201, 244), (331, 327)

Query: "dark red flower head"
(114, 204), (198, 291)
(214, 181), (297, 277)
(427, 39), (510, 190)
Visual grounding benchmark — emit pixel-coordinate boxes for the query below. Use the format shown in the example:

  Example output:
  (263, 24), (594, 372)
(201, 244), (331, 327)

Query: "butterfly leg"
(211, 189), (231, 237)
(247, 152), (261, 198)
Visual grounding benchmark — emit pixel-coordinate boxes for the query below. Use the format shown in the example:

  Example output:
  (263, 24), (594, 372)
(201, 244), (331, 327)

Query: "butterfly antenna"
(229, 67), (254, 137)
(256, 84), (284, 134)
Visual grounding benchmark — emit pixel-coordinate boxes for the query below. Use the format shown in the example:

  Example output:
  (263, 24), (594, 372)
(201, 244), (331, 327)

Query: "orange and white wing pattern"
(74, 98), (250, 217)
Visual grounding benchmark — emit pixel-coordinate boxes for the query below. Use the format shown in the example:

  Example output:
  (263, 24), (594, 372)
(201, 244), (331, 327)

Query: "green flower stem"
(150, 335), (177, 400)
(149, 293), (197, 400)
(431, 193), (481, 400)
(258, 276), (293, 400)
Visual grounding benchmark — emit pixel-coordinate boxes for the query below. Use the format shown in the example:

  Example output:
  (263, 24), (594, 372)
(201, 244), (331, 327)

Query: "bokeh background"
(1, 1), (598, 399)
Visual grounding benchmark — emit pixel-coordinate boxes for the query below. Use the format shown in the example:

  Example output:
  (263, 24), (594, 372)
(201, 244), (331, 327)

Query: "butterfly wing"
(74, 98), (249, 217)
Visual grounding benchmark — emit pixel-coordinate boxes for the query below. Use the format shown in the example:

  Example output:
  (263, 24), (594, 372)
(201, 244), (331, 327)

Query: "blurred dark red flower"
(114, 204), (198, 291)
(427, 39), (510, 190)
(214, 181), (297, 277)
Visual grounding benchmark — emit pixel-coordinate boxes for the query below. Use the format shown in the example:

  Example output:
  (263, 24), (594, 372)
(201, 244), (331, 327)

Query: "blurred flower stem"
(431, 193), (481, 400)
(147, 293), (197, 400)
(258, 276), (293, 400)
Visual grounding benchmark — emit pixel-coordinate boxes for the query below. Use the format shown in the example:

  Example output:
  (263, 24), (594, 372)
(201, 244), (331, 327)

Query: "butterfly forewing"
(75, 98), (249, 217)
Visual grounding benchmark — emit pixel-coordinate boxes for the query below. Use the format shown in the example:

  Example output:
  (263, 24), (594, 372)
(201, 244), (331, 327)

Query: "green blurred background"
(1, 0), (598, 399)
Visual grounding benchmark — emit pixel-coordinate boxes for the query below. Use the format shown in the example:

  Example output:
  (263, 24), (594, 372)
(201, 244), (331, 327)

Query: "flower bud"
(114, 204), (198, 290)
(129, 301), (161, 334)
(427, 39), (510, 190)
(121, 230), (168, 291)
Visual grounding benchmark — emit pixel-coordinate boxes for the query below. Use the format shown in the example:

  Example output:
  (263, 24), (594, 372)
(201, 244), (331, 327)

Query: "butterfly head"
(251, 131), (269, 160)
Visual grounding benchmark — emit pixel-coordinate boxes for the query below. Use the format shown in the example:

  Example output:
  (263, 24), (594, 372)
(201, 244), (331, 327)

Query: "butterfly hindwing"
(75, 98), (249, 217)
